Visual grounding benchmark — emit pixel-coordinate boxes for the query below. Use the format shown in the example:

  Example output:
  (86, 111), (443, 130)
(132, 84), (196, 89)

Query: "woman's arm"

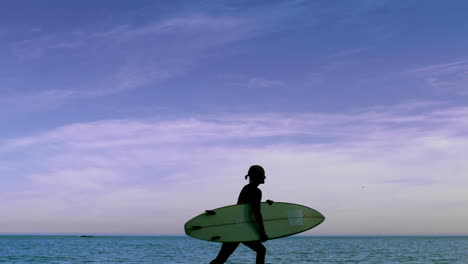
(252, 190), (268, 241)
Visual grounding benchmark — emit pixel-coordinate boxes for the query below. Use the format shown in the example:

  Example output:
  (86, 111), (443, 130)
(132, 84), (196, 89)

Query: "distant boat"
(79, 235), (95, 238)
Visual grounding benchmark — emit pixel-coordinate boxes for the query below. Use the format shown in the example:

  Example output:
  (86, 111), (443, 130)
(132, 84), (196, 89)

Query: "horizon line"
(1, 233), (467, 237)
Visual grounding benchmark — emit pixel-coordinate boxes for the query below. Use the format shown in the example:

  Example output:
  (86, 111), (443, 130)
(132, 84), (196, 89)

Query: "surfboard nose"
(317, 211), (326, 223)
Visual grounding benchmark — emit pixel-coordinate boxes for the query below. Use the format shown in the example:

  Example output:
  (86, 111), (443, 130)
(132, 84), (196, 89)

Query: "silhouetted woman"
(209, 165), (268, 264)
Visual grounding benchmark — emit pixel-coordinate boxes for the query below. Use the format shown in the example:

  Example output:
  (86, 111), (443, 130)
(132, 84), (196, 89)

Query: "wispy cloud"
(247, 77), (283, 89)
(29, 168), (122, 191)
(216, 75), (283, 90)
(327, 47), (371, 59)
(0, 89), (82, 112)
(410, 60), (468, 94)
(5, 14), (266, 112)
(2, 103), (468, 234)
(91, 15), (255, 42)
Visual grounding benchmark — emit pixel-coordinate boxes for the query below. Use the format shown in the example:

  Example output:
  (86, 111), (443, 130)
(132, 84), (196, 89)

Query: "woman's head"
(245, 165), (266, 184)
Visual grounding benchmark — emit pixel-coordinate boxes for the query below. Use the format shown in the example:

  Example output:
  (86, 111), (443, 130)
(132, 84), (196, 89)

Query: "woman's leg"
(242, 241), (266, 264)
(209, 242), (240, 264)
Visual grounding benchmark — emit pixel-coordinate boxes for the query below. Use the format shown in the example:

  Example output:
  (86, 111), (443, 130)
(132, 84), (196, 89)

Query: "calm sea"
(0, 236), (466, 264)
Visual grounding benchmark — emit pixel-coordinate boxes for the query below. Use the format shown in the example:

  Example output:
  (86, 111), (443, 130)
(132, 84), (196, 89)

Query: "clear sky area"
(1, 0), (468, 236)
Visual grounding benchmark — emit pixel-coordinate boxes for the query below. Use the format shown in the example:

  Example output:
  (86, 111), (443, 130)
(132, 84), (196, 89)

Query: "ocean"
(0, 236), (466, 263)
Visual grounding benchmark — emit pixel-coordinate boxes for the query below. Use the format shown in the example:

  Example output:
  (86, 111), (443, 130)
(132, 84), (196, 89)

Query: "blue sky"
(1, 0), (468, 235)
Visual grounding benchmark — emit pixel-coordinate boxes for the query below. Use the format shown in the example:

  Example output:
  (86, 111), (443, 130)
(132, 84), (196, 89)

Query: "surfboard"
(184, 202), (325, 242)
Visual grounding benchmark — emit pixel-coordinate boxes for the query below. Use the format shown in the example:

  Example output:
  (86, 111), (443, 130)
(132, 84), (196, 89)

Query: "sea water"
(0, 236), (466, 263)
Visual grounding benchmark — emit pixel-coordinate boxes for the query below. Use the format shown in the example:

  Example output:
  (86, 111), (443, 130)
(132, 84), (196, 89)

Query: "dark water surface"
(0, 236), (466, 263)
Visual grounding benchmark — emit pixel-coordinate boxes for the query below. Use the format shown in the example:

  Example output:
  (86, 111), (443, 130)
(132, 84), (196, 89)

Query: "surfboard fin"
(210, 236), (221, 241)
(205, 210), (216, 215)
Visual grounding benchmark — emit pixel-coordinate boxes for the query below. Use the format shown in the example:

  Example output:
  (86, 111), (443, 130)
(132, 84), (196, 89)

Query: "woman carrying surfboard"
(209, 165), (269, 264)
